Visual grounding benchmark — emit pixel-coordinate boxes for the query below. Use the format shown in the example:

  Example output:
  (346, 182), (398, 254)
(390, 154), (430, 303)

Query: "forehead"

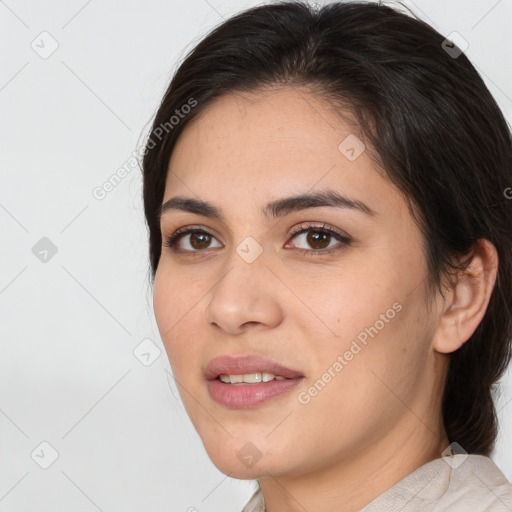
(163, 87), (402, 217)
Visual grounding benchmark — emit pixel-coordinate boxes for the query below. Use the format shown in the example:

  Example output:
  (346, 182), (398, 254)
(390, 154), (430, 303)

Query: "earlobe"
(433, 239), (499, 354)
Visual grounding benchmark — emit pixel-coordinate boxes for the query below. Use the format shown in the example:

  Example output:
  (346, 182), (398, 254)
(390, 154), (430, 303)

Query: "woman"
(141, 1), (512, 510)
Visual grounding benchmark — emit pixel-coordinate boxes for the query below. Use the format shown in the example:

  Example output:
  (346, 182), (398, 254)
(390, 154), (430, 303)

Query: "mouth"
(205, 354), (304, 381)
(217, 372), (291, 384)
(205, 354), (304, 408)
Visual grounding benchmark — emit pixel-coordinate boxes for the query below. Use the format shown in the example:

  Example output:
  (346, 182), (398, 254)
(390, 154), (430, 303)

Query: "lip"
(205, 354), (304, 381)
(205, 354), (305, 408)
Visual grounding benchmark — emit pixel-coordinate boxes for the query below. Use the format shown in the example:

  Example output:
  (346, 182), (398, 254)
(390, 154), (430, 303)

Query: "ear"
(432, 239), (499, 354)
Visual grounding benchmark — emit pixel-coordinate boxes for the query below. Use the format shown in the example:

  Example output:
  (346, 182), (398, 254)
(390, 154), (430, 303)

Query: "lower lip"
(208, 377), (303, 408)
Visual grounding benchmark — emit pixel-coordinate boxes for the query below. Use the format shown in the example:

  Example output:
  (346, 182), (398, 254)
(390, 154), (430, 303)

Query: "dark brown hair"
(141, 1), (512, 456)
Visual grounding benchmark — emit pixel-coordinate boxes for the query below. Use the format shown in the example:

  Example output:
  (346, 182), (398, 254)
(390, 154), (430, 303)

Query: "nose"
(203, 251), (285, 335)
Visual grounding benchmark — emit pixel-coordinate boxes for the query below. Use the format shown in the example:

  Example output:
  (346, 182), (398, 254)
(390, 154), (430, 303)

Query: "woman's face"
(153, 87), (447, 479)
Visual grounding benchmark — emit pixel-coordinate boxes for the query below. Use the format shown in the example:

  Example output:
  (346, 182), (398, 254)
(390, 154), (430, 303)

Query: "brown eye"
(288, 223), (351, 255)
(305, 230), (331, 249)
(164, 228), (222, 252)
(189, 232), (212, 250)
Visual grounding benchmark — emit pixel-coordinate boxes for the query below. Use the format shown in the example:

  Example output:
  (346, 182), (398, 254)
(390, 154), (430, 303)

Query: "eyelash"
(163, 222), (351, 257)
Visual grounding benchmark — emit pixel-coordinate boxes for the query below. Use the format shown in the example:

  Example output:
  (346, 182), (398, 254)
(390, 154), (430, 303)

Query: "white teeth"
(218, 372), (288, 384)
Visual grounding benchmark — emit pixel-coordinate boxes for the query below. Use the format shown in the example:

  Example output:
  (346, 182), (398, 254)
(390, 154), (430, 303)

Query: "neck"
(257, 414), (449, 512)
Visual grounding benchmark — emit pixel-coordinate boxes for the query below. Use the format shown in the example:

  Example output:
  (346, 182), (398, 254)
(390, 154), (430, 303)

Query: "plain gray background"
(1, 0), (512, 510)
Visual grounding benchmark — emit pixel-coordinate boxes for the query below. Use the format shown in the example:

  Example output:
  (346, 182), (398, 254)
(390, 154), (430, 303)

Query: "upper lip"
(205, 354), (304, 380)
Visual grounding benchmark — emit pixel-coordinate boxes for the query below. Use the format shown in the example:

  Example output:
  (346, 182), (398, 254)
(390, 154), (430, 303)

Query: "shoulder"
(363, 454), (512, 511)
(241, 455), (512, 512)
(241, 487), (265, 512)
(443, 454), (512, 511)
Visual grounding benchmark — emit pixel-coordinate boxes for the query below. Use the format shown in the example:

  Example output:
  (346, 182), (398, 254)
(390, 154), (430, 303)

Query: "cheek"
(153, 267), (207, 373)
(296, 262), (398, 339)
(295, 300), (427, 448)
(152, 271), (175, 337)
(153, 264), (198, 331)
(153, 270), (188, 356)
(297, 257), (428, 398)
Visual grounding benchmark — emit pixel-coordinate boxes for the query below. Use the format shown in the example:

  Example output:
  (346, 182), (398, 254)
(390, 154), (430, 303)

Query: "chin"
(201, 438), (274, 478)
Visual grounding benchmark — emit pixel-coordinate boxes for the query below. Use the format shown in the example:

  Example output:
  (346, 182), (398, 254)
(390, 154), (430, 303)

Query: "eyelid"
(287, 221), (350, 241)
(169, 224), (216, 238)
(164, 221), (351, 254)
(164, 224), (221, 252)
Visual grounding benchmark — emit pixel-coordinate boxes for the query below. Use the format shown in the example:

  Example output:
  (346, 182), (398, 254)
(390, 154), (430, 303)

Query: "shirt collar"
(241, 455), (512, 512)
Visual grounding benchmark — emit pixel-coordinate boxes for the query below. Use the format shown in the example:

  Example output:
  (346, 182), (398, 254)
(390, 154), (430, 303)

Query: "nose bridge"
(213, 236), (269, 306)
(204, 237), (284, 333)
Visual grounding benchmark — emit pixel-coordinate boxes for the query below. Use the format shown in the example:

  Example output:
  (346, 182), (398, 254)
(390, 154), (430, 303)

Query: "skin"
(152, 86), (498, 512)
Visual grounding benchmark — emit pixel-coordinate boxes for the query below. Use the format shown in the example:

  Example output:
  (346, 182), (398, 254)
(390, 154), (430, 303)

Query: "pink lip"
(205, 354), (305, 408)
(205, 354), (304, 381)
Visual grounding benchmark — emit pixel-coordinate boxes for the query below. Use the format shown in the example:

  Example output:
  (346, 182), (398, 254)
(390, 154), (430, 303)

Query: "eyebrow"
(159, 190), (376, 222)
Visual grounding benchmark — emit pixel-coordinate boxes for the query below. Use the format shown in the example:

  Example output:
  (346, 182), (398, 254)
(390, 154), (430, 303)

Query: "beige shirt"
(241, 454), (512, 511)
